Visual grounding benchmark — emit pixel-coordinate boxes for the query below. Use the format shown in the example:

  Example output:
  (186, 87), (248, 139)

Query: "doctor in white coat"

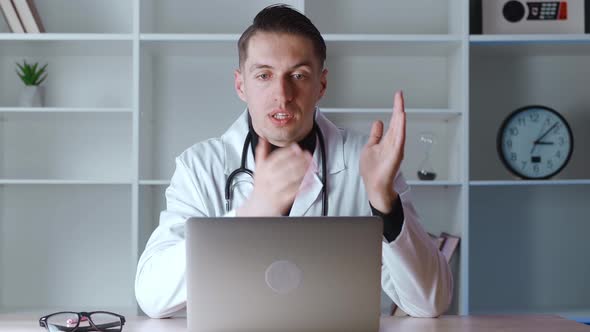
(135, 4), (452, 319)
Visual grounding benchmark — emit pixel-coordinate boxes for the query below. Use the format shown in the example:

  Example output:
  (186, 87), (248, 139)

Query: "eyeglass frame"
(39, 311), (126, 332)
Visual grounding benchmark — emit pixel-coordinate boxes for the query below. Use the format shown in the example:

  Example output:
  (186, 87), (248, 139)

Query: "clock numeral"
(545, 117), (552, 126)
(510, 152), (517, 162)
(533, 164), (540, 173)
(558, 136), (565, 146)
(518, 117), (526, 126)
(521, 161), (527, 170)
(556, 150), (562, 158)
(529, 112), (539, 122)
(509, 127), (519, 136)
(553, 123), (561, 134)
(506, 140), (512, 149)
(547, 160), (554, 169)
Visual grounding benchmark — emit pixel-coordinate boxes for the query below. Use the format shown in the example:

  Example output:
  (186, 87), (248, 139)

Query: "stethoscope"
(225, 121), (328, 216)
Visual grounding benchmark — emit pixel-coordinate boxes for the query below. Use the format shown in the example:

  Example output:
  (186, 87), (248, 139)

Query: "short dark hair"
(238, 4), (326, 68)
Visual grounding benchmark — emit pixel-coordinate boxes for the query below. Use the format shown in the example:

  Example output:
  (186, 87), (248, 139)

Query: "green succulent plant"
(16, 60), (48, 86)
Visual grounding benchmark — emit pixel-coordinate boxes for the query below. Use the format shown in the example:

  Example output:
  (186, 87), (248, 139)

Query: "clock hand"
(535, 141), (554, 145)
(531, 122), (558, 154)
(534, 122), (558, 144)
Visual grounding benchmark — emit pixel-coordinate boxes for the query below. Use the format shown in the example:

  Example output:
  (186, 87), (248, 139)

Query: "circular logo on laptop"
(265, 260), (302, 294)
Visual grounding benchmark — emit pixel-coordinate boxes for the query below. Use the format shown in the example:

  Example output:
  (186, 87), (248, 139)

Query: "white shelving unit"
(468, 0), (590, 319)
(1, 0), (586, 319)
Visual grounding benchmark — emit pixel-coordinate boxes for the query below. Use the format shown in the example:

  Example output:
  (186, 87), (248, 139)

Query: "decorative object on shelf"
(482, 0), (587, 34)
(417, 132), (437, 181)
(16, 60), (47, 107)
(0, 0), (25, 33)
(497, 105), (574, 180)
(11, 0), (44, 33)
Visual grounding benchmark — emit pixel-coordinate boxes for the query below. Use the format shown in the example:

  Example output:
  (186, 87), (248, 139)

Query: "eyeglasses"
(39, 311), (126, 332)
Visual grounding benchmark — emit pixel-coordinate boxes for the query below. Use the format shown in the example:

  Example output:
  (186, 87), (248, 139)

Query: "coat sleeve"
(134, 157), (236, 318)
(380, 173), (453, 317)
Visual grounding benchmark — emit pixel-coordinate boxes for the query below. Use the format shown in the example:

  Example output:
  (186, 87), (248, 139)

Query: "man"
(135, 4), (452, 319)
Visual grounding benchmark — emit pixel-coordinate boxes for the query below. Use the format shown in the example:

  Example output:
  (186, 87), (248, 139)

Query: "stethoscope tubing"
(225, 123), (328, 216)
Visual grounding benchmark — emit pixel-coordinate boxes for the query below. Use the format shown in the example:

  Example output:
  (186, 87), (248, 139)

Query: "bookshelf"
(468, 0), (590, 319)
(0, 0), (588, 319)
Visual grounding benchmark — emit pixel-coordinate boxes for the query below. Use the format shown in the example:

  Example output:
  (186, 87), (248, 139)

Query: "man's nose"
(273, 77), (294, 103)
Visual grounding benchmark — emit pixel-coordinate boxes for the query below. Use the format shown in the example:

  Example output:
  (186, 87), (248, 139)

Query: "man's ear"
(234, 69), (247, 102)
(318, 68), (328, 100)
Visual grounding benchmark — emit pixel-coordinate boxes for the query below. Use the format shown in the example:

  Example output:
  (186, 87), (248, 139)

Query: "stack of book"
(0, 0), (44, 33)
(390, 232), (461, 316)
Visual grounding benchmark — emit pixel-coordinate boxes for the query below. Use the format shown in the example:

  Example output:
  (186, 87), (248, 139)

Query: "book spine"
(0, 0), (25, 33)
(12, 0), (44, 33)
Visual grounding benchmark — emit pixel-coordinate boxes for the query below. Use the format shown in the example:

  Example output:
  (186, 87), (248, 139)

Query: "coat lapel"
(289, 152), (324, 216)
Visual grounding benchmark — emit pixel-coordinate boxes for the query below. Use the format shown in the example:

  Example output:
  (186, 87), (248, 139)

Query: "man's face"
(235, 32), (328, 147)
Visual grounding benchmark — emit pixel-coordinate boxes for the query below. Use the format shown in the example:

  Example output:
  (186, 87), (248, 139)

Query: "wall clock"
(497, 105), (573, 179)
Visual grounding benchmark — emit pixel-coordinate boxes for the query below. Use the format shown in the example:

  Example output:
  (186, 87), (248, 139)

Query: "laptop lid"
(186, 217), (383, 332)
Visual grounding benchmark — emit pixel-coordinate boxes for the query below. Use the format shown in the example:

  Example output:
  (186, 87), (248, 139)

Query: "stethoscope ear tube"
(225, 132), (254, 211)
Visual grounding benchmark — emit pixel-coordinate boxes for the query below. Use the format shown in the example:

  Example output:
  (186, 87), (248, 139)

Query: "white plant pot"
(19, 85), (45, 107)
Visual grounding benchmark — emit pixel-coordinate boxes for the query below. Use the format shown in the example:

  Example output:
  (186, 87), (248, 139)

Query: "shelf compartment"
(321, 40), (463, 110)
(470, 180), (590, 186)
(138, 185), (167, 257)
(140, 36), (462, 58)
(0, 107), (132, 113)
(469, 185), (590, 314)
(0, 43), (132, 109)
(0, 39), (132, 56)
(324, 112), (463, 182)
(0, 34), (134, 42)
(470, 37), (590, 57)
(305, 0), (464, 35)
(140, 0), (301, 34)
(470, 48), (590, 181)
(411, 185), (463, 314)
(321, 108), (462, 121)
(138, 42), (244, 181)
(0, 0), (132, 34)
(0, 184), (134, 310)
(139, 180), (170, 186)
(0, 180), (132, 185)
(0, 112), (132, 181)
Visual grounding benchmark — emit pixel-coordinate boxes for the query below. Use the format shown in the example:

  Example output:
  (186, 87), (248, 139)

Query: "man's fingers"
(367, 120), (384, 147)
(393, 109), (406, 161)
(388, 90), (405, 131)
(255, 136), (271, 163)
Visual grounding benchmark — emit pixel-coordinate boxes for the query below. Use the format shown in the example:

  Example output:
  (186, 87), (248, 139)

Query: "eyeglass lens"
(44, 312), (122, 332)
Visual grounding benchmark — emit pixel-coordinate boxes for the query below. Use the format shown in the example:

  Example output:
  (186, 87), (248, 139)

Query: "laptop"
(186, 217), (383, 332)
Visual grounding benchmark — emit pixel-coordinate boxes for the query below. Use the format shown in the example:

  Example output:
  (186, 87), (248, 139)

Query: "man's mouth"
(272, 112), (291, 120)
(269, 110), (294, 125)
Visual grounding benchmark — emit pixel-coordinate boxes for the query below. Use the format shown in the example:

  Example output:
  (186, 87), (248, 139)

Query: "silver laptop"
(186, 217), (383, 332)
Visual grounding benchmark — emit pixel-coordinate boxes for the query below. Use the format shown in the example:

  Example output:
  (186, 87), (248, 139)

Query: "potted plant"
(16, 60), (48, 107)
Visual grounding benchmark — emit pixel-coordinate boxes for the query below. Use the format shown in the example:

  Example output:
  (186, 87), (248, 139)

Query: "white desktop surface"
(1, 313), (590, 331)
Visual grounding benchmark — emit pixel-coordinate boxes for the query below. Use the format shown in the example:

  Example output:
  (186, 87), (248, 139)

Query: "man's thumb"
(255, 136), (271, 162)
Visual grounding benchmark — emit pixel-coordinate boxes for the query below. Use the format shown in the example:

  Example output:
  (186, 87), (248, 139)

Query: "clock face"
(497, 105), (574, 179)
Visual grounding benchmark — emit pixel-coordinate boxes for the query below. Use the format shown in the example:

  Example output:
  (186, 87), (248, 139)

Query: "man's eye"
(292, 73), (305, 80)
(257, 73), (270, 80)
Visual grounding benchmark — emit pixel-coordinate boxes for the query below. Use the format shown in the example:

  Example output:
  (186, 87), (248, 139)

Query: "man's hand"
(360, 91), (406, 213)
(237, 138), (313, 216)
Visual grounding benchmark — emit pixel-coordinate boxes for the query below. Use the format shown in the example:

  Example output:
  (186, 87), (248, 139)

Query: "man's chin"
(264, 132), (298, 147)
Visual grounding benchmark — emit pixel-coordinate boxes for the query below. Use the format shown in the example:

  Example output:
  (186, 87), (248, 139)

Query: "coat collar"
(221, 108), (346, 177)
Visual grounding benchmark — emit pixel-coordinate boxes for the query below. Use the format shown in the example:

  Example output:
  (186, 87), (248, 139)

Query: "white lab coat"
(135, 109), (453, 319)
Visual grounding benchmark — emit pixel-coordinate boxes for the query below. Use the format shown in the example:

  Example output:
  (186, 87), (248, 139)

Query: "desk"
(1, 313), (589, 331)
